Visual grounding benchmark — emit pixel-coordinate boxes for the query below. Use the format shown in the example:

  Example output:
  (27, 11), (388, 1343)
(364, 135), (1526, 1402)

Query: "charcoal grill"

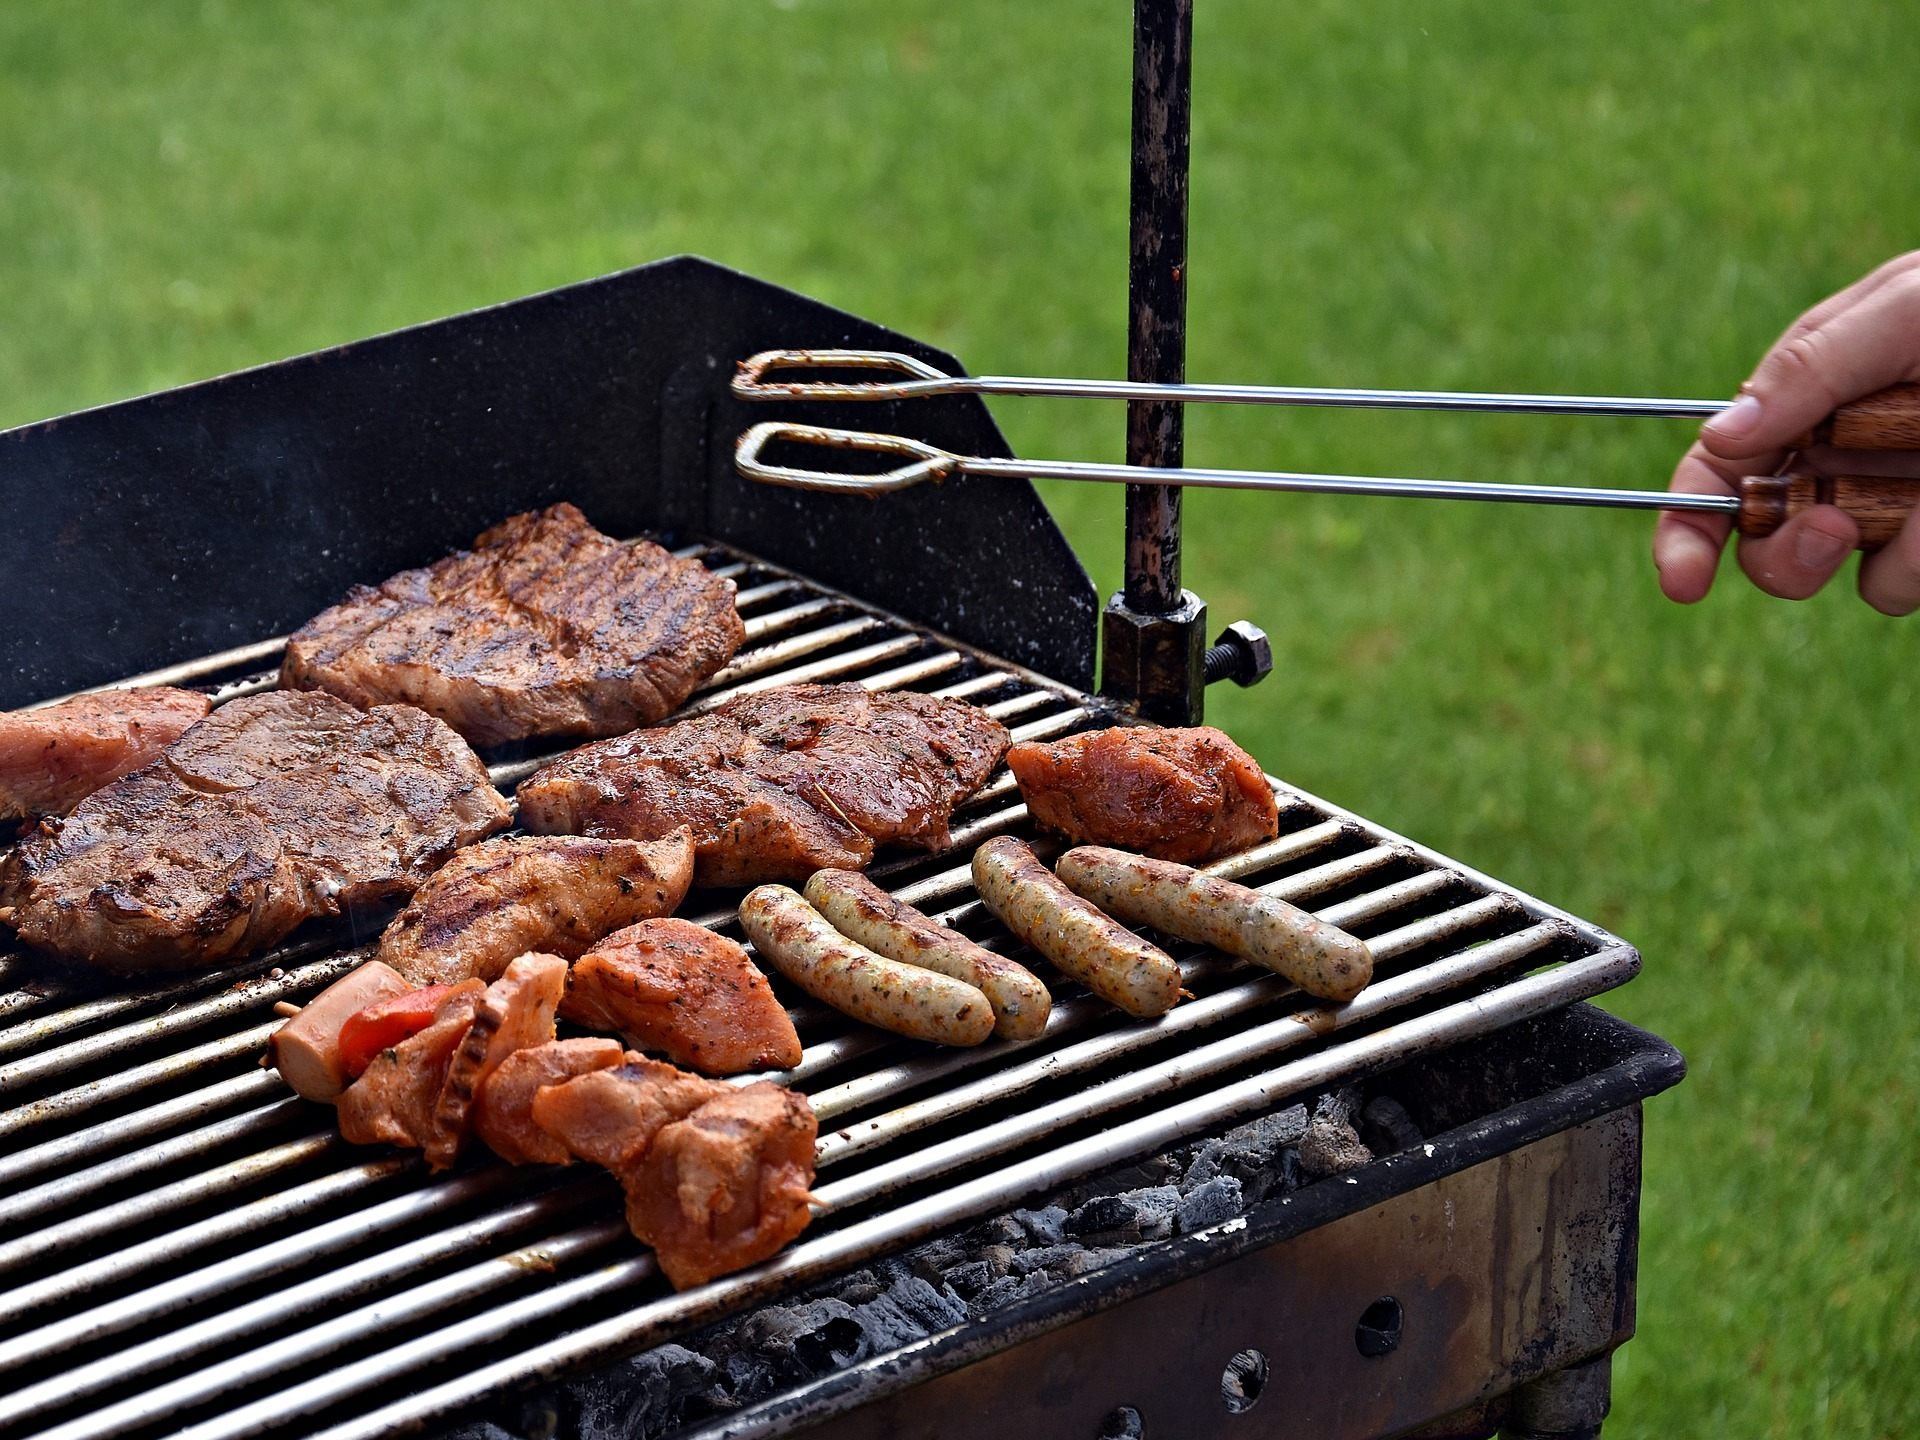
(0, 4), (1684, 1436)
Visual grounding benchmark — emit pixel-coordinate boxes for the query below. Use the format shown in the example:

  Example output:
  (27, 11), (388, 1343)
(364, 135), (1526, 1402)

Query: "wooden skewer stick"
(272, 1000), (303, 1018)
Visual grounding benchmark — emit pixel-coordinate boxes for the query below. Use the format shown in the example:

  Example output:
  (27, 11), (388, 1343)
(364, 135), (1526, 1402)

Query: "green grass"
(3, 2), (1917, 1433)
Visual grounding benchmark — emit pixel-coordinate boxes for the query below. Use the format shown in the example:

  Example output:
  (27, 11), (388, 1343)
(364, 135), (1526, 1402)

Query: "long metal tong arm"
(733, 422), (1920, 548)
(733, 349), (1920, 443)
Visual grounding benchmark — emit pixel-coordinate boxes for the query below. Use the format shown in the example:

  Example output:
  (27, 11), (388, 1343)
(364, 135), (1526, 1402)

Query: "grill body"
(0, 266), (1682, 1440)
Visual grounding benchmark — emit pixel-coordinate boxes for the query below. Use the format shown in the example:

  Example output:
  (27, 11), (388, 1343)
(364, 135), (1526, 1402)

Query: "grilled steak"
(374, 831), (696, 988)
(561, 918), (802, 1075)
(0, 687), (211, 821)
(1007, 725), (1279, 863)
(516, 684), (1010, 885)
(0, 691), (512, 973)
(281, 503), (745, 747)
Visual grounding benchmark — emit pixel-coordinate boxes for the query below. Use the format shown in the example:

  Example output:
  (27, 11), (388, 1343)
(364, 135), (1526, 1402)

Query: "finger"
(1768, 250), (1920, 349)
(1858, 506), (1920, 616)
(1653, 440), (1784, 602)
(1734, 505), (1860, 600)
(1703, 269), (1920, 461)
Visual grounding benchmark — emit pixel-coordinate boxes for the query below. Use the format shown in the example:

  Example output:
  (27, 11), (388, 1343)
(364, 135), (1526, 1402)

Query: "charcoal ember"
(941, 1259), (997, 1299)
(440, 1425), (519, 1440)
(831, 1269), (887, 1306)
(979, 1243), (1018, 1277)
(1182, 1104), (1308, 1194)
(1009, 1243), (1085, 1277)
(1012, 1204), (1070, 1246)
(1176, 1174), (1244, 1234)
(974, 1215), (1026, 1248)
(904, 1235), (973, 1285)
(1060, 1245), (1133, 1278)
(858, 1275), (968, 1350)
(1360, 1095), (1423, 1155)
(572, 1343), (717, 1440)
(970, 1269), (1059, 1314)
(735, 1297), (868, 1381)
(1299, 1090), (1373, 1177)
(1065, 1185), (1180, 1244)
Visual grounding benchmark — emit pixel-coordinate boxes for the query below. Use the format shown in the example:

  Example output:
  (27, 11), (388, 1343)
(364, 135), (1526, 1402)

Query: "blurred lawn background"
(2, 1), (1915, 1433)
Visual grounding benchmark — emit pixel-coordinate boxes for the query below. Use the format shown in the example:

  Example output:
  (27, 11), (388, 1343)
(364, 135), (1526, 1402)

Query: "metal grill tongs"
(732, 349), (1920, 547)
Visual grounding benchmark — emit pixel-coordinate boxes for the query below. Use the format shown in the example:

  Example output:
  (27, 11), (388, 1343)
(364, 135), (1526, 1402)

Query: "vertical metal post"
(1101, 0), (1208, 724)
(1124, 0), (1192, 610)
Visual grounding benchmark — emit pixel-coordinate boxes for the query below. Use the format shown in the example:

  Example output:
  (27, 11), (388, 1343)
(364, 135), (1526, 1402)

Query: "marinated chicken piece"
(472, 1038), (626, 1165)
(337, 983), (485, 1149)
(624, 1083), (817, 1289)
(0, 691), (510, 973)
(560, 919), (802, 1075)
(375, 831), (696, 988)
(530, 1058), (817, 1290)
(0, 687), (211, 822)
(268, 960), (414, 1103)
(1006, 725), (1278, 864)
(425, 953), (569, 1170)
(529, 1056), (730, 1171)
(281, 503), (744, 747)
(517, 684), (1009, 886)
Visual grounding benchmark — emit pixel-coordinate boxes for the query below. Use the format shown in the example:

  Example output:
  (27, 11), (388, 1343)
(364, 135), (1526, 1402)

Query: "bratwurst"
(739, 884), (995, 1047)
(970, 837), (1180, 1019)
(1055, 845), (1373, 1002)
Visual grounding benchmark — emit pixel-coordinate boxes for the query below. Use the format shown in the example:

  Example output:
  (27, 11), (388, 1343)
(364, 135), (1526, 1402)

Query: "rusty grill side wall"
(0, 256), (1097, 708)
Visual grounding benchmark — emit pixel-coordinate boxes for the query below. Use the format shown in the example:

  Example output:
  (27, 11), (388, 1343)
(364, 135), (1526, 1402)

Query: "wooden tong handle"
(1793, 382), (1920, 450)
(1738, 473), (1920, 548)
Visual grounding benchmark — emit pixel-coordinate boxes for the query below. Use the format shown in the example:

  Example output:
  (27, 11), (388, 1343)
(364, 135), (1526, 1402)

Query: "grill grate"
(0, 541), (1638, 1440)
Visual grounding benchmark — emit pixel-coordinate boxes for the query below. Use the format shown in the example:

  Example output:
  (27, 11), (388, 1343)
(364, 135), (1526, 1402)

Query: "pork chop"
(561, 918), (802, 1075)
(516, 684), (1009, 885)
(281, 504), (745, 747)
(0, 687), (211, 821)
(0, 691), (511, 973)
(374, 831), (696, 988)
(1006, 725), (1279, 863)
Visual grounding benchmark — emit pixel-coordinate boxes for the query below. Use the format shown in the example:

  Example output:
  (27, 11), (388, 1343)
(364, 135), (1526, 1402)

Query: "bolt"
(1202, 620), (1273, 687)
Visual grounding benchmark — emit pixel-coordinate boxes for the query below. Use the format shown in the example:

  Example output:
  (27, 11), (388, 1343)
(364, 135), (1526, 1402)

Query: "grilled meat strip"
(472, 1038), (626, 1166)
(1006, 725), (1278, 864)
(0, 687), (212, 822)
(532, 1058), (817, 1290)
(0, 691), (511, 973)
(281, 503), (744, 747)
(425, 953), (568, 1170)
(561, 918), (802, 1075)
(517, 684), (1010, 885)
(337, 983), (485, 1149)
(375, 831), (696, 988)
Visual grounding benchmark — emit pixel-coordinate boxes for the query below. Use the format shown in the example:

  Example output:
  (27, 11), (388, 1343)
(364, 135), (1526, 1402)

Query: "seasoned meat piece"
(425, 952), (568, 1170)
(1006, 725), (1278, 864)
(624, 1084), (817, 1289)
(0, 688), (211, 822)
(0, 692), (511, 973)
(337, 984), (485, 1149)
(517, 684), (1009, 885)
(530, 1058), (817, 1289)
(561, 918), (802, 1075)
(529, 1056), (729, 1171)
(375, 831), (696, 988)
(281, 504), (744, 747)
(473, 1038), (626, 1166)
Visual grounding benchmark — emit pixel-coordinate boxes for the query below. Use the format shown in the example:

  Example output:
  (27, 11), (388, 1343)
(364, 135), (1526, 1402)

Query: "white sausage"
(739, 885), (995, 1047)
(803, 869), (1052, 1041)
(1055, 845), (1373, 1002)
(970, 837), (1180, 1019)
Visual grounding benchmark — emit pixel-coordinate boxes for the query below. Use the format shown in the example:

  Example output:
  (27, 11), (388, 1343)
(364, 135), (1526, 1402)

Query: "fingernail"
(1794, 524), (1849, 571)
(1708, 393), (1763, 439)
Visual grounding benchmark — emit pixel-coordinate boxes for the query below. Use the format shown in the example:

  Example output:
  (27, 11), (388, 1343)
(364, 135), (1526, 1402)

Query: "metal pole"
(1125, 0), (1192, 611)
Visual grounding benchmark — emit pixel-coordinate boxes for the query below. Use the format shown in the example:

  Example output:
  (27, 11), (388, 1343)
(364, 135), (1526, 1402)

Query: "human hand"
(1654, 252), (1920, 614)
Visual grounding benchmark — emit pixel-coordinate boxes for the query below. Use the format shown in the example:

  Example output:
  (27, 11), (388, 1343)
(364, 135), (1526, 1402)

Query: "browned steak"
(0, 691), (511, 973)
(516, 684), (1010, 886)
(280, 503), (744, 747)
(0, 687), (212, 821)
